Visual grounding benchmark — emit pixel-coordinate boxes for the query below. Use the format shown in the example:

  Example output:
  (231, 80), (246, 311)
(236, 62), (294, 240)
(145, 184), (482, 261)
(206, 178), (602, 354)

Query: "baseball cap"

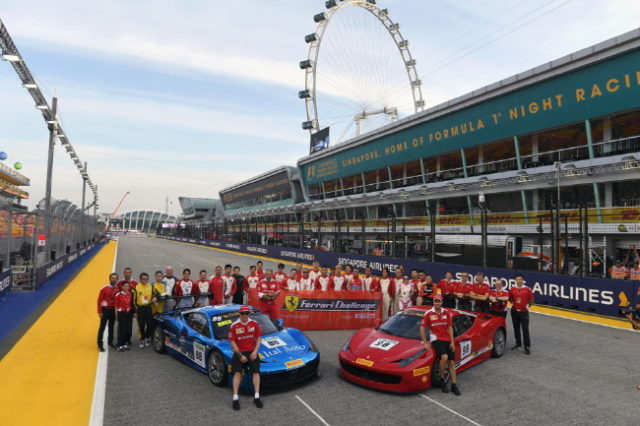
(433, 294), (443, 301)
(239, 305), (251, 313)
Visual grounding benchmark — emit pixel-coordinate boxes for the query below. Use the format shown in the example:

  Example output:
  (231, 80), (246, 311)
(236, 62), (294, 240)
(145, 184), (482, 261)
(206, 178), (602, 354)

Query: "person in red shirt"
(418, 273), (438, 306)
(420, 295), (460, 396)
(454, 272), (472, 311)
(97, 272), (118, 351)
(294, 263), (304, 280)
(257, 269), (280, 320)
(297, 269), (314, 290)
(244, 265), (260, 303)
(210, 266), (225, 305)
(438, 271), (457, 309)
(116, 267), (137, 292)
(256, 261), (265, 280)
(362, 267), (379, 292)
(228, 305), (263, 410)
(348, 269), (364, 291)
(274, 263), (287, 284)
(509, 274), (534, 354)
(114, 281), (134, 352)
(315, 267), (332, 291)
(173, 268), (200, 309)
(282, 269), (299, 291)
(470, 272), (490, 313)
(489, 279), (509, 317)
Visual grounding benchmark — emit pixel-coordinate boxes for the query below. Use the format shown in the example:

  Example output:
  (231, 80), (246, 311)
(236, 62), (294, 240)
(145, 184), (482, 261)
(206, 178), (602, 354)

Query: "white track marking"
(419, 394), (482, 426)
(295, 395), (331, 426)
(530, 310), (636, 332)
(89, 241), (118, 426)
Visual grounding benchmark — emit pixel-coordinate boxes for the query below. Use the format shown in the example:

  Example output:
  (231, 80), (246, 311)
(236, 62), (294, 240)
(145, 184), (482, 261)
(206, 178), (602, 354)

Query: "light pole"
(479, 193), (488, 269)
(43, 97), (58, 261)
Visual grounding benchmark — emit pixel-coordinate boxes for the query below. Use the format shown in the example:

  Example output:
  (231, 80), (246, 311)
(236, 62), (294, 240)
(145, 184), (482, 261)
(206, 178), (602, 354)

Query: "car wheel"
(431, 357), (450, 388)
(491, 328), (506, 358)
(152, 325), (166, 354)
(207, 350), (228, 387)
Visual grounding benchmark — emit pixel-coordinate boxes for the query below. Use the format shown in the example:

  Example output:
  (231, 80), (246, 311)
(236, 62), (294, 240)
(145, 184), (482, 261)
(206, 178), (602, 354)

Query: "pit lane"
(103, 235), (639, 426)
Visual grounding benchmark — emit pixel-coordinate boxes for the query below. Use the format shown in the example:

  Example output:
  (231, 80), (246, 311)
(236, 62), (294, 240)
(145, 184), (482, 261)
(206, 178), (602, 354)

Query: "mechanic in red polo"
(229, 305), (263, 410)
(509, 273), (534, 354)
(420, 294), (461, 396)
(257, 269), (280, 320)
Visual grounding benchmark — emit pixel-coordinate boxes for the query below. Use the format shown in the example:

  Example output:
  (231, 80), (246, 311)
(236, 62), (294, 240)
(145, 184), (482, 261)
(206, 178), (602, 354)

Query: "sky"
(0, 0), (639, 216)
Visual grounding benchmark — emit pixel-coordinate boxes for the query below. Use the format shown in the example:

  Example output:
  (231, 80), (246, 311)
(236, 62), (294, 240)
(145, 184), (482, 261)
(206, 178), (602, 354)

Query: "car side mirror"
(276, 318), (284, 328)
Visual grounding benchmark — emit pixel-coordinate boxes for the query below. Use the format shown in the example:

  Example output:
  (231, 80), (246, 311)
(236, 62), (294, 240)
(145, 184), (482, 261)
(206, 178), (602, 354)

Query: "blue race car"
(152, 304), (320, 391)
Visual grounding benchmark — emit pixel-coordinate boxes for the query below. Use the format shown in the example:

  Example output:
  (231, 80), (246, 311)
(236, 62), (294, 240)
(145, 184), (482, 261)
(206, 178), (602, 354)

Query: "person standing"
(309, 261), (321, 282)
(163, 266), (179, 311)
(349, 269), (364, 291)
(116, 267), (137, 292)
(244, 266), (260, 303)
(256, 261), (265, 280)
(396, 275), (415, 311)
(418, 273), (437, 306)
(438, 271), (458, 309)
(283, 269), (300, 291)
(378, 268), (395, 321)
(629, 262), (640, 281)
(222, 264), (237, 304)
(210, 266), (225, 305)
(151, 271), (168, 314)
(257, 269), (280, 320)
(274, 263), (287, 283)
(115, 282), (134, 352)
(229, 305), (263, 410)
(97, 272), (118, 351)
(232, 266), (246, 305)
(196, 270), (213, 307)
(133, 273), (155, 348)
(489, 279), (509, 317)
(298, 269), (314, 291)
(509, 274), (534, 354)
(343, 264), (354, 287)
(174, 268), (200, 309)
(454, 272), (473, 311)
(362, 267), (379, 292)
(420, 295), (460, 396)
(470, 272), (490, 313)
(315, 267), (332, 291)
(331, 266), (346, 291)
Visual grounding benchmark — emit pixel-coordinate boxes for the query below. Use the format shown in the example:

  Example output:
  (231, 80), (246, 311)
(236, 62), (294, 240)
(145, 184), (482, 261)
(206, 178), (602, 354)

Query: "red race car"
(339, 306), (506, 392)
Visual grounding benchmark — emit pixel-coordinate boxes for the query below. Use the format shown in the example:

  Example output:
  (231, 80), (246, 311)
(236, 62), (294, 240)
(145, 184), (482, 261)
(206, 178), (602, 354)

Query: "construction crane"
(106, 191), (130, 229)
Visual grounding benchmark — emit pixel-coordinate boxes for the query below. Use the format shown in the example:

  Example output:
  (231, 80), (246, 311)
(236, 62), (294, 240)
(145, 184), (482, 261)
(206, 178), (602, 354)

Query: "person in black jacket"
(232, 266), (246, 305)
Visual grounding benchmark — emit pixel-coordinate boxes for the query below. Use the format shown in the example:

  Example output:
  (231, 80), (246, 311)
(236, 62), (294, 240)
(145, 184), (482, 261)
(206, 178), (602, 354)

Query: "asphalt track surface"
(105, 235), (640, 426)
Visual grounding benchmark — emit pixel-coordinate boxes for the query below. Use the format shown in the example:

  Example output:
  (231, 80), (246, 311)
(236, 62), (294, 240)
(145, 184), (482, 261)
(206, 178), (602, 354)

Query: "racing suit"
(162, 275), (178, 311)
(244, 274), (260, 303)
(173, 279), (200, 309)
(222, 273), (237, 304)
(315, 274), (332, 291)
(283, 278), (299, 291)
(196, 279), (213, 306)
(331, 275), (346, 291)
(210, 275), (225, 305)
(378, 278), (395, 321)
(298, 277), (314, 291)
(362, 275), (379, 292)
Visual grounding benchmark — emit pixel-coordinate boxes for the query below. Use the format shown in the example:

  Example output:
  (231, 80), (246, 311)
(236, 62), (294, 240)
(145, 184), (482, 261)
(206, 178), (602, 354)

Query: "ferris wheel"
(299, 0), (424, 146)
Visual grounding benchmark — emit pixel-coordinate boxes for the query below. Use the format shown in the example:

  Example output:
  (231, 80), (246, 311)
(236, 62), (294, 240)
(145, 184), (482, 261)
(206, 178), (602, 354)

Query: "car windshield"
(211, 311), (279, 340)
(378, 310), (426, 340)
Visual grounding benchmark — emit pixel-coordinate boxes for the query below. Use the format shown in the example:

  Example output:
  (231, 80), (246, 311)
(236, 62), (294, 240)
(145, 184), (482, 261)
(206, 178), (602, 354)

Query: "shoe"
(145, 338), (151, 347)
(511, 345), (521, 350)
(139, 341), (145, 349)
(98, 347), (105, 352)
(254, 398), (263, 408)
(232, 400), (240, 411)
(117, 346), (125, 352)
(451, 384), (461, 396)
(124, 345), (130, 351)
(440, 380), (449, 393)
(525, 347), (531, 355)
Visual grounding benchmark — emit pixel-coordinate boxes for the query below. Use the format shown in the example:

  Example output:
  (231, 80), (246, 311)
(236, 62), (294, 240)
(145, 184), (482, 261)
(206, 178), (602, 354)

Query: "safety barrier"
(35, 241), (101, 288)
(158, 235), (639, 317)
(0, 269), (11, 298)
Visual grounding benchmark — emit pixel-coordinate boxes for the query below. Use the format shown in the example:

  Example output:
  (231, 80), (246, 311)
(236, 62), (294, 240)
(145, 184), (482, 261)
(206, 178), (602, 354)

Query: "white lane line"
(530, 310), (635, 332)
(89, 241), (118, 426)
(295, 395), (331, 426)
(419, 394), (482, 426)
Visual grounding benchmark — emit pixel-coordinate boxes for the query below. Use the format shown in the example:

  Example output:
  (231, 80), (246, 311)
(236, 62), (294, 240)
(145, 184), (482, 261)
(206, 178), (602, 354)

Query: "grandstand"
(170, 28), (640, 273)
(114, 210), (176, 233)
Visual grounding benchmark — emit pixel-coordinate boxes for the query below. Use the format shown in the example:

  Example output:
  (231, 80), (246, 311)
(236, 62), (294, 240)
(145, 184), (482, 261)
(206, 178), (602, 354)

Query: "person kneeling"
(228, 305), (263, 410)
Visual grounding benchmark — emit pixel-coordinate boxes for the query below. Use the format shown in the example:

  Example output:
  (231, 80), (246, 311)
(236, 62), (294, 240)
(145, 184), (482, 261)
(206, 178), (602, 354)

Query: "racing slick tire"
(152, 324), (167, 354)
(431, 357), (450, 389)
(491, 328), (506, 358)
(207, 350), (228, 387)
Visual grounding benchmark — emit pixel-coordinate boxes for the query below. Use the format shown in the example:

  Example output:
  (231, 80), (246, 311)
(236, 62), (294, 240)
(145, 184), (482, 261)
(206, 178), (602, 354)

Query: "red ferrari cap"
(239, 305), (251, 313)
(433, 294), (443, 301)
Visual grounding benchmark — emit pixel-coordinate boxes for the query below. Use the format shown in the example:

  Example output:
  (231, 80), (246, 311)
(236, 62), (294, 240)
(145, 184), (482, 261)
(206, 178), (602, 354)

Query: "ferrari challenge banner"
(248, 289), (381, 330)
(159, 235), (639, 317)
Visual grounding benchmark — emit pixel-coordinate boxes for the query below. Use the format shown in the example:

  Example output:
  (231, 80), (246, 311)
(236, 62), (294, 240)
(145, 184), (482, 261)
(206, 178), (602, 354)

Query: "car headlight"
(301, 332), (318, 353)
(341, 338), (351, 352)
(398, 349), (426, 367)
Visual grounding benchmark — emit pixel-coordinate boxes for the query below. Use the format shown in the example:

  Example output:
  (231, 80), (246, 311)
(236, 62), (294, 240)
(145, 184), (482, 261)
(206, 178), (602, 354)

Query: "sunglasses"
(239, 312), (250, 316)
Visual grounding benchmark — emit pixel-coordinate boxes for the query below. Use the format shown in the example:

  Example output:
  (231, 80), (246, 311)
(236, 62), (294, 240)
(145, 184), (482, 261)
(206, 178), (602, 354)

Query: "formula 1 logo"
(285, 295), (300, 312)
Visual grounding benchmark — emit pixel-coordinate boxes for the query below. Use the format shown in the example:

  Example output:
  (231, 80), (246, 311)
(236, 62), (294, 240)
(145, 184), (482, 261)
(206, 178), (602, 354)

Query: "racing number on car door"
(460, 340), (472, 359)
(193, 342), (206, 368)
